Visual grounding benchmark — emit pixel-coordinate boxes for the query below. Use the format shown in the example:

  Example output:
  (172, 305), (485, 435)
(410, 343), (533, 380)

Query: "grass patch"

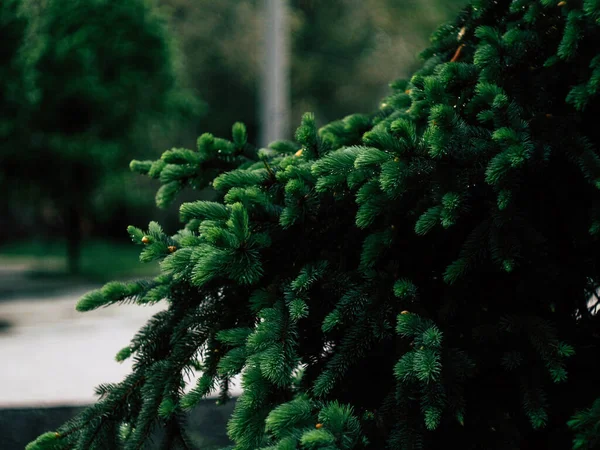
(0, 239), (159, 282)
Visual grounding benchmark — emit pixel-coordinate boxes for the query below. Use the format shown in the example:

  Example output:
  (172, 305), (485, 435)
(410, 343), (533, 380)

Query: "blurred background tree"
(0, 0), (201, 274)
(0, 0), (28, 151)
(0, 0), (33, 243)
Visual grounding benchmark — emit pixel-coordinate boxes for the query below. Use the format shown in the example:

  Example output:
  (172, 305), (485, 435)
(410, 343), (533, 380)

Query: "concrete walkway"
(0, 284), (241, 408)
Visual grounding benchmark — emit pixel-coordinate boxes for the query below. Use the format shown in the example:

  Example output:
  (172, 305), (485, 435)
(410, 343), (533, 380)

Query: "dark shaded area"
(0, 272), (95, 303)
(0, 317), (12, 333)
(0, 398), (236, 450)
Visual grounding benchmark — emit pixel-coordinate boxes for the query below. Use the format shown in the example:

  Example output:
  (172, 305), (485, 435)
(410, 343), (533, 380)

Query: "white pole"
(260, 0), (290, 148)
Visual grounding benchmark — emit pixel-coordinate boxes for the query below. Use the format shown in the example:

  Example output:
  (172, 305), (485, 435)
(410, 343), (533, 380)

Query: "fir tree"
(27, 0), (600, 449)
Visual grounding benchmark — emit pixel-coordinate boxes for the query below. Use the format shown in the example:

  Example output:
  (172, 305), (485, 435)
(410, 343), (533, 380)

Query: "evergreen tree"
(27, 0), (600, 449)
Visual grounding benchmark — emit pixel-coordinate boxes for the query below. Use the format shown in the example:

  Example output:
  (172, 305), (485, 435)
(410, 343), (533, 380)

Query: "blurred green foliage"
(0, 0), (29, 163)
(0, 0), (201, 272)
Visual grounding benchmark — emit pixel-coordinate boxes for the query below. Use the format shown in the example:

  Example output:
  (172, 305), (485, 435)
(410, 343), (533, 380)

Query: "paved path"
(0, 264), (91, 301)
(0, 285), (241, 408)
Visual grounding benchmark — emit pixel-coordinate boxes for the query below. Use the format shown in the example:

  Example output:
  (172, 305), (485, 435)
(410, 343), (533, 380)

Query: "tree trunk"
(66, 202), (81, 275)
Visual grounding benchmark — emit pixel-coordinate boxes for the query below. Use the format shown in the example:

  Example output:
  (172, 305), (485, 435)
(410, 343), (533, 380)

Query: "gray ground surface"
(0, 270), (241, 407)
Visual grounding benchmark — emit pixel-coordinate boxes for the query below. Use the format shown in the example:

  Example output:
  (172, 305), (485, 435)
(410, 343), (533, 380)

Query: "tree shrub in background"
(27, 0), (600, 449)
(0, 0), (33, 233)
(0, 0), (28, 150)
(0, 0), (200, 273)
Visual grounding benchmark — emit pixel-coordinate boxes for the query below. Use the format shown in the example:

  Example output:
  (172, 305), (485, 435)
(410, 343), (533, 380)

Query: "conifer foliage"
(28, 0), (600, 448)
